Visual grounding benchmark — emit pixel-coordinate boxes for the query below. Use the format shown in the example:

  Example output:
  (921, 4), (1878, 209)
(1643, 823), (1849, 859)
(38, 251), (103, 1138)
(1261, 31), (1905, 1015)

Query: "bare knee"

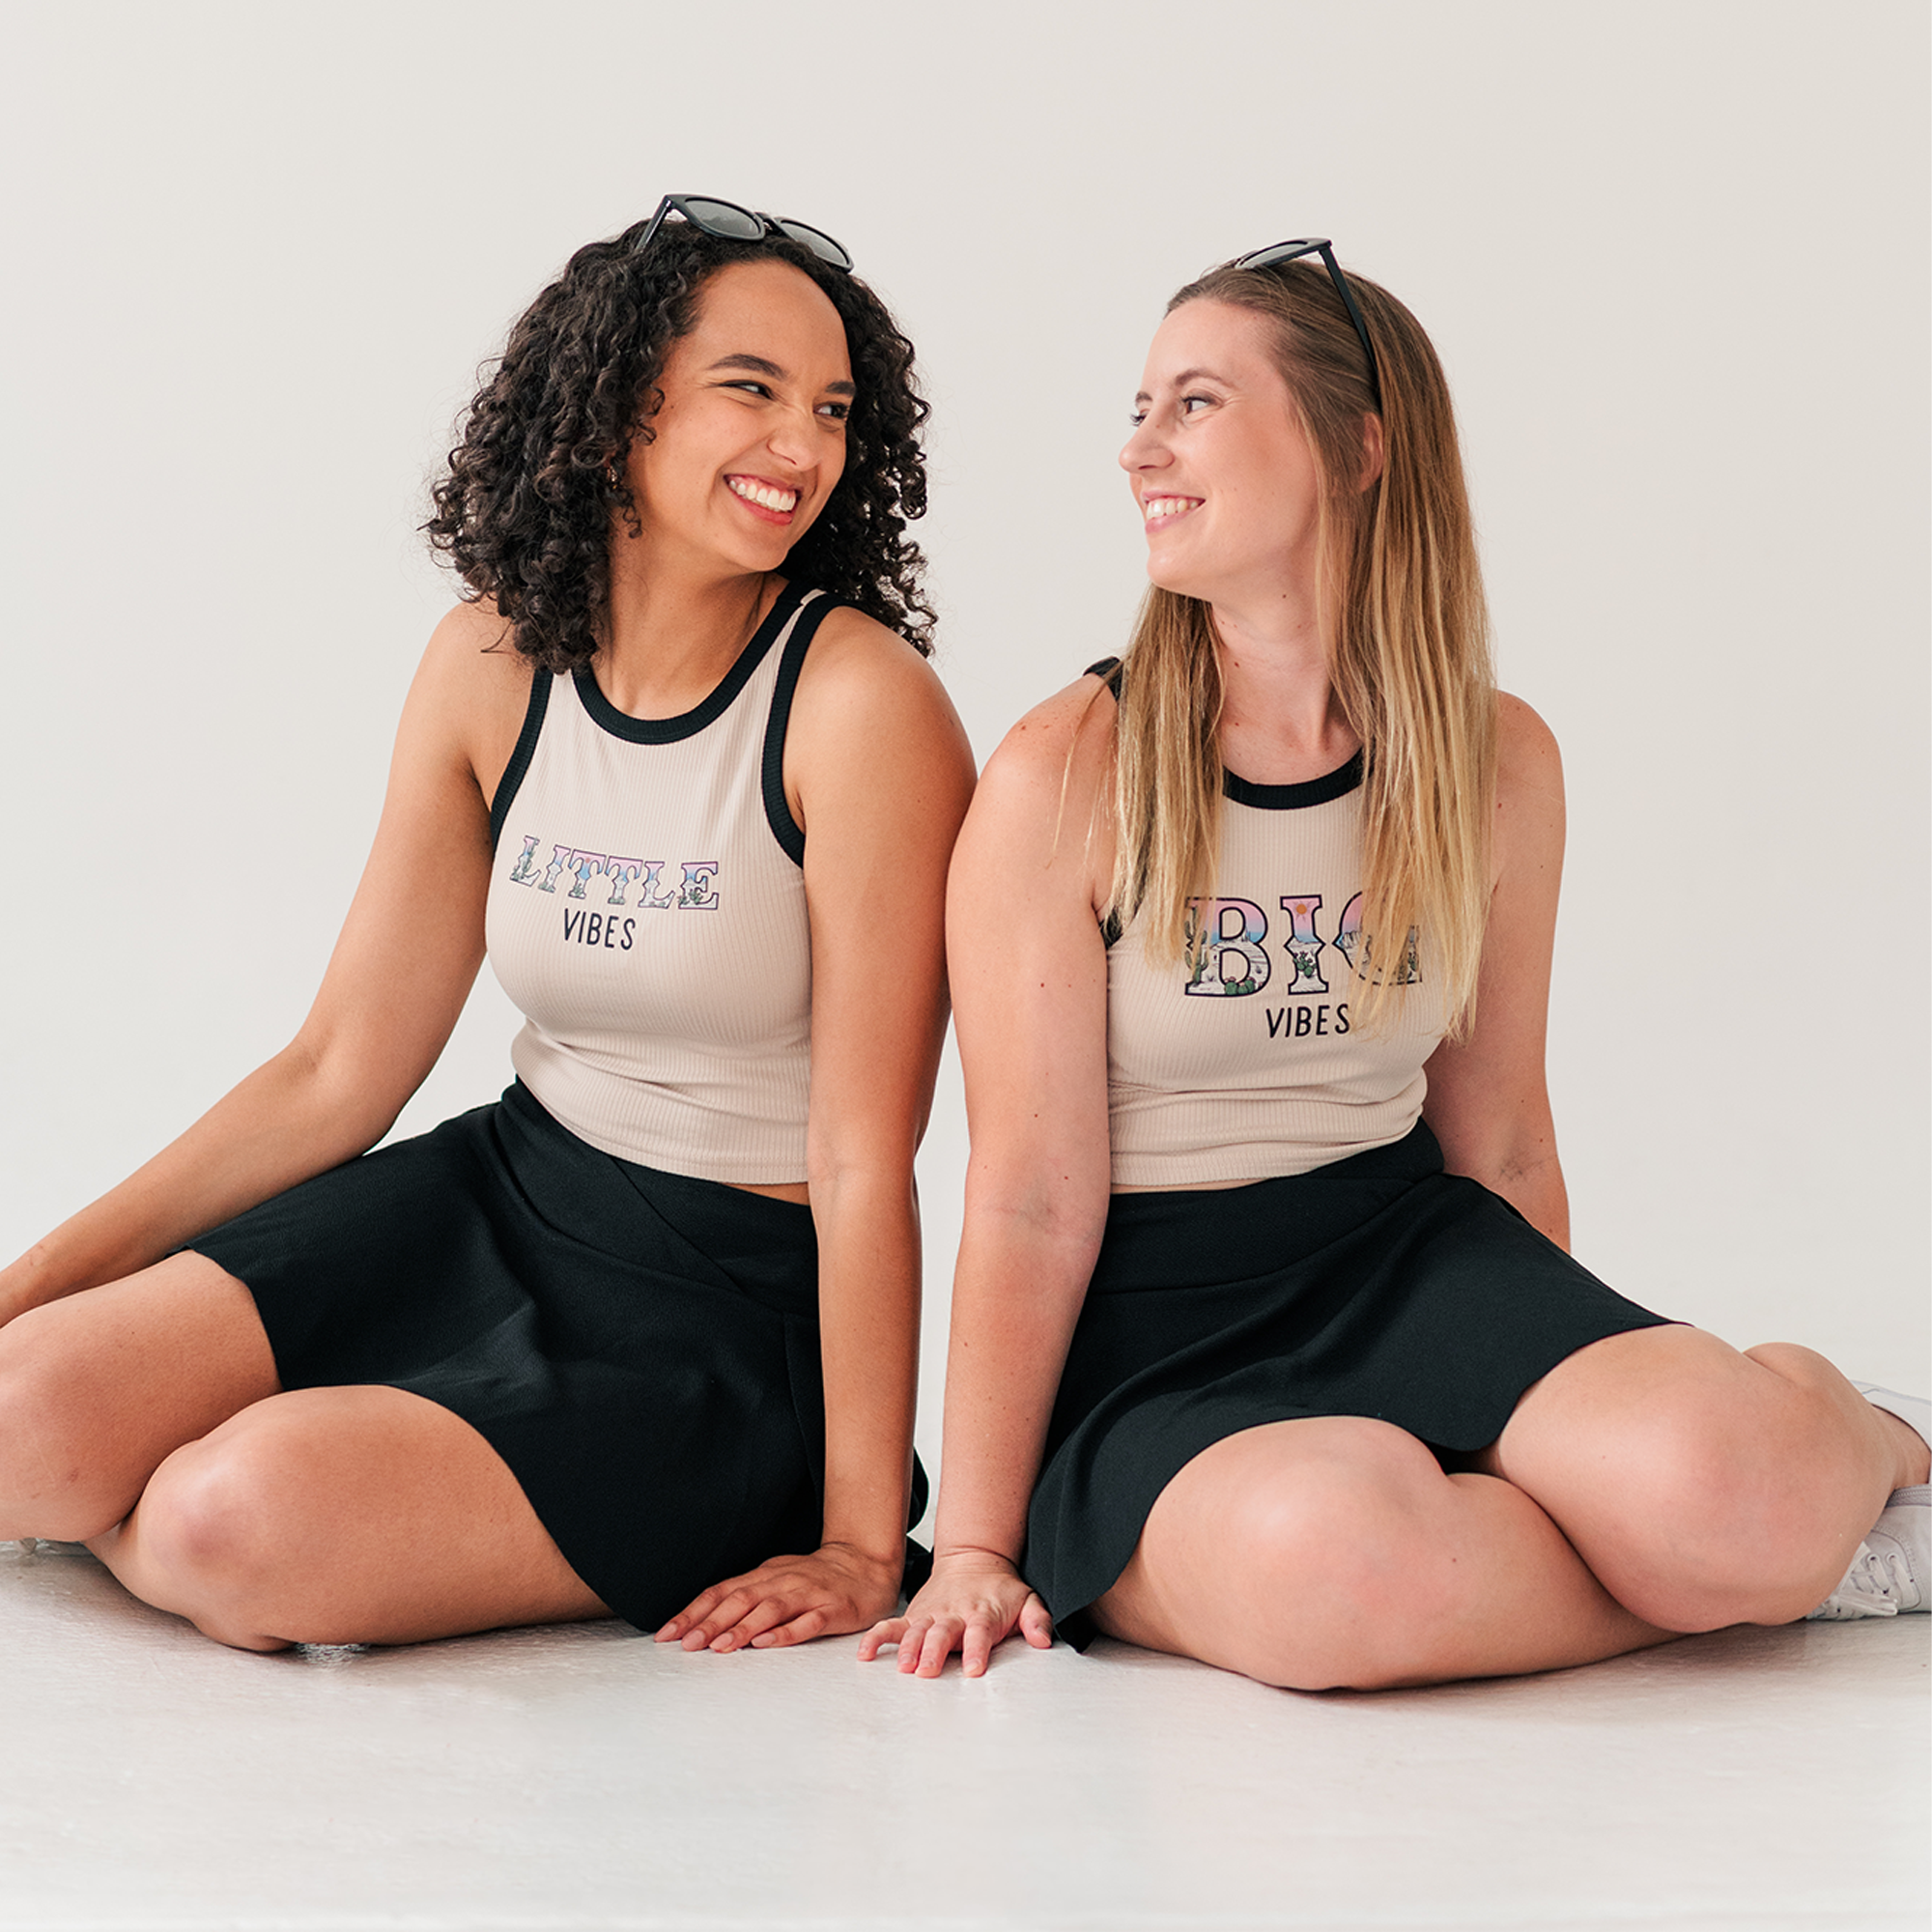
(0, 1310), (140, 1539)
(1500, 1330), (1886, 1631)
(1244, 1516), (1469, 1690)
(126, 1439), (306, 1650)
(1587, 1386), (1866, 1630)
(1171, 1427), (1476, 1692)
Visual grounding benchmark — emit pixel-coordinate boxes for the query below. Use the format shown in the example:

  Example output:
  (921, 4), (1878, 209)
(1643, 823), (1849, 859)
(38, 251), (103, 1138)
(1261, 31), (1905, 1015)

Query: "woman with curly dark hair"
(0, 199), (974, 1654)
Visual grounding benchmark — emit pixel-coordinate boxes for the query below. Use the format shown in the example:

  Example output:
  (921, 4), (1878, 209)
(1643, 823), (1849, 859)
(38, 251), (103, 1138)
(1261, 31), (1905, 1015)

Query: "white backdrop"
(3, 1), (1924, 1493)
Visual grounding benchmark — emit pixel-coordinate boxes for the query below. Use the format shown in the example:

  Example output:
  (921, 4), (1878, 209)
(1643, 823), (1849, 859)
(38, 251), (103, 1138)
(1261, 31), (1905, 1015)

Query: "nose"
(764, 400), (822, 470)
(1120, 414), (1169, 474)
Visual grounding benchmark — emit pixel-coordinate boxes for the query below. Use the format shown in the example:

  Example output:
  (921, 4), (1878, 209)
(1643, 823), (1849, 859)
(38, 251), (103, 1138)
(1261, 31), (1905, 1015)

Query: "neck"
(1208, 585), (1358, 785)
(596, 522), (775, 718)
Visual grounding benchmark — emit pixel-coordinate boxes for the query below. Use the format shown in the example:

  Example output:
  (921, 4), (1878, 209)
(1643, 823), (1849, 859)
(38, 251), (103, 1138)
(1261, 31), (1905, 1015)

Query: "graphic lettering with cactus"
(1184, 889), (1418, 999)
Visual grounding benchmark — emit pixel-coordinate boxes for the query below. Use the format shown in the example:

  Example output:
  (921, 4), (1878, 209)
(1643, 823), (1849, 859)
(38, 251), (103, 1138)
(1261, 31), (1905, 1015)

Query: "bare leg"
(0, 1253), (277, 1541)
(1479, 1326), (1930, 1630)
(94, 1385), (610, 1651)
(0, 1255), (608, 1649)
(1093, 1416), (1674, 1691)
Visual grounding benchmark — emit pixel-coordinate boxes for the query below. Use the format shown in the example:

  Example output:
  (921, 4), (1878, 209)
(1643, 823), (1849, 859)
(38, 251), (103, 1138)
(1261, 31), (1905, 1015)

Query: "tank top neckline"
(1223, 751), (1364, 811)
(570, 579), (812, 746)
(1083, 656), (1364, 811)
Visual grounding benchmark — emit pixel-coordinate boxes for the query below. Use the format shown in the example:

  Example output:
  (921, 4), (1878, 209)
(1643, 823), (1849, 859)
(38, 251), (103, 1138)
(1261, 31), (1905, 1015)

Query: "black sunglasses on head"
(1233, 238), (1381, 412)
(632, 194), (853, 272)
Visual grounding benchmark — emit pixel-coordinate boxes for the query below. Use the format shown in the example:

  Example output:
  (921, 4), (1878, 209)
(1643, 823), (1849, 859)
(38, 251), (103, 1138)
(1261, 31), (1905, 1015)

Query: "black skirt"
(189, 1081), (927, 1632)
(1023, 1121), (1670, 1647)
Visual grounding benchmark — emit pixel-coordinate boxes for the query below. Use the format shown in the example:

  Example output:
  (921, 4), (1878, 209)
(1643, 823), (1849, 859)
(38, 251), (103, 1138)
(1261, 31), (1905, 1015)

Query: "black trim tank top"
(486, 582), (836, 1184)
(1100, 682), (1449, 1187)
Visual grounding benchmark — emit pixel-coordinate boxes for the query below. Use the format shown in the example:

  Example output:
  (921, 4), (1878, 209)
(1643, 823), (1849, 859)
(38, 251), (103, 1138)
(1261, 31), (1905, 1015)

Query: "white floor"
(1, 1543), (1922, 1932)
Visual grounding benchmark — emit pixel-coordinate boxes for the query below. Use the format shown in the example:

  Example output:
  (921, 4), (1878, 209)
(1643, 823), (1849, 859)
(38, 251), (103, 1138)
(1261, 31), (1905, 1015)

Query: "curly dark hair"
(425, 215), (934, 668)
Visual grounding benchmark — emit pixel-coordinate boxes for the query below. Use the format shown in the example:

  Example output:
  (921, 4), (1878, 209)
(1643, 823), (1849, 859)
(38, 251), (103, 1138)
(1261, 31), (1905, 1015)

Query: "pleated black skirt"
(1024, 1120), (1671, 1647)
(189, 1081), (926, 1632)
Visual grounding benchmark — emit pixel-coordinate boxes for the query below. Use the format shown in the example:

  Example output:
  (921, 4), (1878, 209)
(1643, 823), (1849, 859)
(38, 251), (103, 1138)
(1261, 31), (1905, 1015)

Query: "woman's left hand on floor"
(655, 1542), (902, 1652)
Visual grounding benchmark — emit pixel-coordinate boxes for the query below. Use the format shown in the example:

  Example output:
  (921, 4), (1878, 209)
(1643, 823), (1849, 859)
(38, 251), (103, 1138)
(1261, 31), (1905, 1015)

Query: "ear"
(1356, 412), (1385, 492)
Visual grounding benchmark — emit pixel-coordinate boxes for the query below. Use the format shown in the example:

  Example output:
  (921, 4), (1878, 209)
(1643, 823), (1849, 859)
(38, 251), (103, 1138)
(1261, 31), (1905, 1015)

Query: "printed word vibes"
(505, 837), (721, 951)
(1181, 890), (1419, 1039)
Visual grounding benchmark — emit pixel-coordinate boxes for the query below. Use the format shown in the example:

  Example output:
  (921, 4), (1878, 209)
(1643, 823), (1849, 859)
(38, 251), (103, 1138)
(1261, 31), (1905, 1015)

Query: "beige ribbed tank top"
(1104, 686), (1448, 1188)
(485, 583), (837, 1183)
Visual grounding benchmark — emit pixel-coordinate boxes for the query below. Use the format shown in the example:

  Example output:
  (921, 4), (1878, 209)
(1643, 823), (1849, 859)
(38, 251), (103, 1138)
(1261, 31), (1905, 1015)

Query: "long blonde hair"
(1107, 257), (1496, 1037)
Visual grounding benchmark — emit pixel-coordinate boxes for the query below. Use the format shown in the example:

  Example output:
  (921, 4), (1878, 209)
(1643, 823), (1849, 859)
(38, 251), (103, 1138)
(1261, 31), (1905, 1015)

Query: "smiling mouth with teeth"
(1143, 495), (1202, 526)
(727, 476), (800, 515)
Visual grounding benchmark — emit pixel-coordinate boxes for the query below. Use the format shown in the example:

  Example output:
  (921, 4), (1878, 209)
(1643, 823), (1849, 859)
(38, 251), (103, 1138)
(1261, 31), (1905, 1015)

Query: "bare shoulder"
(1493, 691), (1564, 884)
(416, 599), (530, 701)
(975, 668), (1118, 812)
(1496, 691), (1563, 800)
(791, 604), (962, 738)
(404, 599), (536, 797)
(786, 604), (975, 820)
(955, 668), (1118, 902)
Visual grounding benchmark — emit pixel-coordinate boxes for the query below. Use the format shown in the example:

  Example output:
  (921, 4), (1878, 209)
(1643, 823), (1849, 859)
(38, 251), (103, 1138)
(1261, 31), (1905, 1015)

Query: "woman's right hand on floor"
(857, 1549), (1054, 1677)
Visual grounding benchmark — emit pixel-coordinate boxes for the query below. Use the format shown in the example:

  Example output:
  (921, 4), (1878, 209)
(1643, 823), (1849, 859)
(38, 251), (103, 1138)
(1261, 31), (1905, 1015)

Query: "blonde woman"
(862, 242), (1929, 1688)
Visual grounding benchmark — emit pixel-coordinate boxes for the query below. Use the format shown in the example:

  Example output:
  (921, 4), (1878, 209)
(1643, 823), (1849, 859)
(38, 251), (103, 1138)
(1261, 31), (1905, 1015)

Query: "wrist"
(932, 1512), (1025, 1567)
(816, 1536), (904, 1577)
(932, 1543), (1022, 1572)
(819, 1479), (917, 1573)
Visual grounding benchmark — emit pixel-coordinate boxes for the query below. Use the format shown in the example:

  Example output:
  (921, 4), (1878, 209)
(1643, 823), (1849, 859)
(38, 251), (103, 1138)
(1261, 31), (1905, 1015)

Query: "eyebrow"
(707, 353), (856, 397)
(1133, 366), (1234, 405)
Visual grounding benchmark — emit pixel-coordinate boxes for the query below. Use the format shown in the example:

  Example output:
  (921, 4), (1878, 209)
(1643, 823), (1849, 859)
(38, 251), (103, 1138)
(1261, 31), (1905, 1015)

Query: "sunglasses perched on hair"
(1233, 238), (1382, 412)
(632, 194), (853, 272)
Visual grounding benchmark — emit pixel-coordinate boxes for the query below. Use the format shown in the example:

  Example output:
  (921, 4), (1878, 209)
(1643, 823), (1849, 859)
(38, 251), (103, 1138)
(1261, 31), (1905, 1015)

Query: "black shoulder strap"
(1082, 661), (1128, 939)
(489, 666), (553, 854)
(760, 591), (845, 866)
(1083, 659), (1124, 944)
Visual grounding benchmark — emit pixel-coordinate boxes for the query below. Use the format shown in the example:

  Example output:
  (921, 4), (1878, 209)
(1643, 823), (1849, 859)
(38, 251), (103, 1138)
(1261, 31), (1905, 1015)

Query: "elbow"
(272, 1035), (407, 1164)
(1474, 1148), (1570, 1252)
(804, 1131), (919, 1213)
(961, 1167), (1110, 1279)
(1513, 1160), (1570, 1251)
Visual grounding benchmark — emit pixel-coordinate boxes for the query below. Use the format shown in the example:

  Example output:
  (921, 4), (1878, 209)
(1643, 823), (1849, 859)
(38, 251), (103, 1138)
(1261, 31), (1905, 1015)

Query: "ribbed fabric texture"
(1107, 759), (1449, 1186)
(485, 589), (821, 1184)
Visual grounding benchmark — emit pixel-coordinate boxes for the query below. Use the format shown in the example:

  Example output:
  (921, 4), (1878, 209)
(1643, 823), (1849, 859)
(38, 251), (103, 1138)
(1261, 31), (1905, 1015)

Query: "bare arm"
(656, 611), (975, 1651)
(0, 605), (531, 1321)
(803, 618), (975, 1599)
(1422, 694), (1571, 1247)
(861, 675), (1118, 1675)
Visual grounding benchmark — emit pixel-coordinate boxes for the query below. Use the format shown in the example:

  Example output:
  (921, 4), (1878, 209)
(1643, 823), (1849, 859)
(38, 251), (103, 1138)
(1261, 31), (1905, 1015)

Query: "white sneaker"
(1805, 1486), (1929, 1620)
